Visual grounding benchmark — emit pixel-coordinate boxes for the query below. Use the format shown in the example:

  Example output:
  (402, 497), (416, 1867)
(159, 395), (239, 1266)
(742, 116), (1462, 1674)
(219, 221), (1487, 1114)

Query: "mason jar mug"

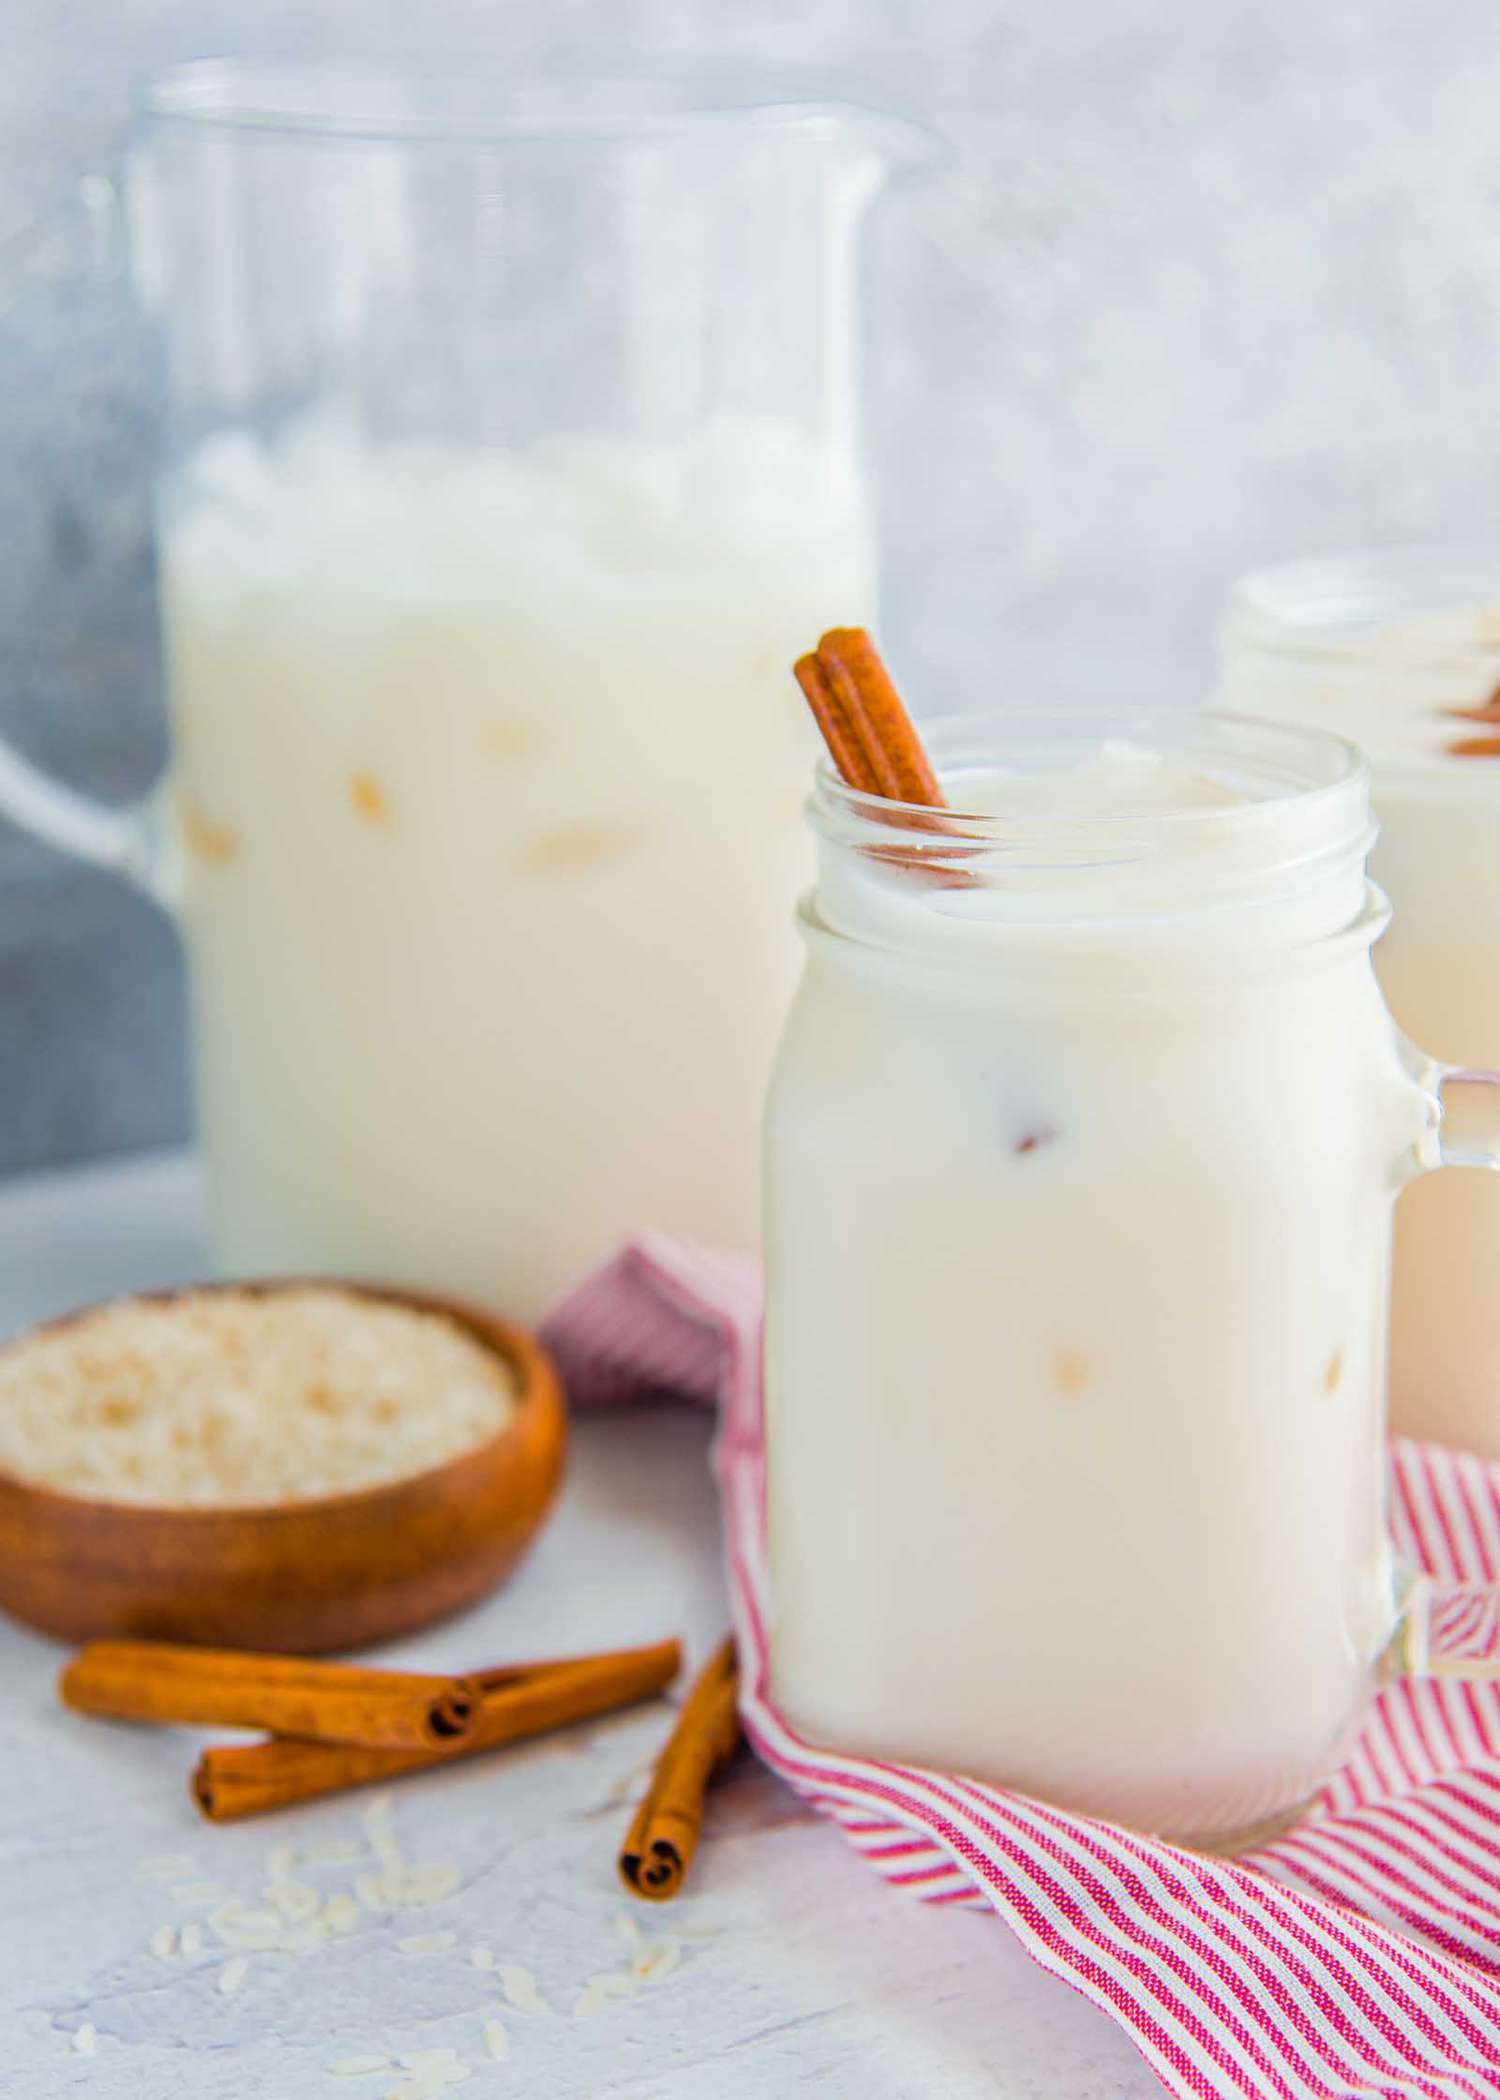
(764, 712), (1500, 1847)
(1221, 552), (1500, 1457)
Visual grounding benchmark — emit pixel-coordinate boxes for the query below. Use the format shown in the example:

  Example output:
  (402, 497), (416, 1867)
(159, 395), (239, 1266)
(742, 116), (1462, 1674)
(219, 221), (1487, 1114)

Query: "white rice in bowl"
(0, 1285), (517, 1506)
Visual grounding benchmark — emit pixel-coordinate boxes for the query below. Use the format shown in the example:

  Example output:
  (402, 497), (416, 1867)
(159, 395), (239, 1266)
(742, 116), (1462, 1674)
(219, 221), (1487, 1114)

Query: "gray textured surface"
(5, 0), (1500, 1170)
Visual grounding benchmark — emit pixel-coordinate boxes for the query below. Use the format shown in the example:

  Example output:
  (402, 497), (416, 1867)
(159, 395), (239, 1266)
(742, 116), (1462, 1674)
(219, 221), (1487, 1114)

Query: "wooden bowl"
(0, 1280), (566, 1653)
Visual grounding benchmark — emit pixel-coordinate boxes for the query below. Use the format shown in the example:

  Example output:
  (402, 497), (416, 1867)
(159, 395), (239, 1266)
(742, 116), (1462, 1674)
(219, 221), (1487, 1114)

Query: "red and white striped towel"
(545, 1237), (1500, 2100)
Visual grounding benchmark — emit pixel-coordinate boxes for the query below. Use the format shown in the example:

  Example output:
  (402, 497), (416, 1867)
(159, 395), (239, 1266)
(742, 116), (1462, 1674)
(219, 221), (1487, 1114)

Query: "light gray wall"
(3, 0), (1500, 1173)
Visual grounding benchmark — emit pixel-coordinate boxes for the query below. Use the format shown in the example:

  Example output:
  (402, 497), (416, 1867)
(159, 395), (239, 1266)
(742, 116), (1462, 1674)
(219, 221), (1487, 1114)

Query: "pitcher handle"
(0, 744), (175, 903)
(0, 177), (177, 910)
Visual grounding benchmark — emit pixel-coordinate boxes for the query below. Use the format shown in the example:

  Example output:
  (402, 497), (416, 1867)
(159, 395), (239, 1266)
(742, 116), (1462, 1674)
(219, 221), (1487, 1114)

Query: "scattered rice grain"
(482, 2018), (509, 2063)
(370, 1831), (404, 1872)
(210, 1903), (283, 1950)
(635, 1938), (682, 1984)
(331, 2057), (391, 2077)
(266, 1878), (320, 1921)
(72, 2023), (98, 2056)
(497, 1964), (550, 2015)
(396, 1932), (456, 1958)
(572, 1970), (634, 2017)
(218, 1956), (249, 1995)
(399, 1863), (460, 1906)
(149, 1925), (177, 1959)
(180, 1922), (203, 1956)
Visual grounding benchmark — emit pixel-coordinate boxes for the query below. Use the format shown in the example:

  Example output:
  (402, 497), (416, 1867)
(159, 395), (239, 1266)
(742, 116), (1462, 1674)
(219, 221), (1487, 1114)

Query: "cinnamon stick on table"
(191, 1639), (682, 1822)
(619, 1637), (742, 1901)
(60, 1640), (480, 1749)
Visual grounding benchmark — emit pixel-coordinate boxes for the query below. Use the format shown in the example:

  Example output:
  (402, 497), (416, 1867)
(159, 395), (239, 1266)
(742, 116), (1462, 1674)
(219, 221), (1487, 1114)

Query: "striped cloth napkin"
(544, 1236), (1500, 2100)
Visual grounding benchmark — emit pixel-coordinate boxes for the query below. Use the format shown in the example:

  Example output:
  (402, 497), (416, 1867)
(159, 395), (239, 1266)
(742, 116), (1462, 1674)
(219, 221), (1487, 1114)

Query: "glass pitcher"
(0, 63), (931, 1317)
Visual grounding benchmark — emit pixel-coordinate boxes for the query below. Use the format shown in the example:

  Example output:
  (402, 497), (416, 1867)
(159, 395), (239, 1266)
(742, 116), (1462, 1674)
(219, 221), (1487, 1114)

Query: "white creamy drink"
(765, 719), (1433, 1843)
(1222, 561), (1500, 1456)
(161, 414), (872, 1315)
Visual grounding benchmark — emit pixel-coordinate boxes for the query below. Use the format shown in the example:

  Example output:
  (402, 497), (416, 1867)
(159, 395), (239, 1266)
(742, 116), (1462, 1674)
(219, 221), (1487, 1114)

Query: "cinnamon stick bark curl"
(619, 1637), (741, 1902)
(191, 1639), (682, 1821)
(61, 1640), (479, 1749)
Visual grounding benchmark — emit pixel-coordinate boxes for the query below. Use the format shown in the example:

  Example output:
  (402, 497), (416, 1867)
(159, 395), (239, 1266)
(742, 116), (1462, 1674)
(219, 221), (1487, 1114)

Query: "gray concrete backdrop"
(3, 0), (1500, 1174)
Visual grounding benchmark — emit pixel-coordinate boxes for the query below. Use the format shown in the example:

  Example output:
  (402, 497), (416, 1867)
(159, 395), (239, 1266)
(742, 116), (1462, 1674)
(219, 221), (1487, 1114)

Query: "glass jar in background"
(0, 64), (934, 1317)
(1221, 552), (1500, 1458)
(764, 711), (1498, 1847)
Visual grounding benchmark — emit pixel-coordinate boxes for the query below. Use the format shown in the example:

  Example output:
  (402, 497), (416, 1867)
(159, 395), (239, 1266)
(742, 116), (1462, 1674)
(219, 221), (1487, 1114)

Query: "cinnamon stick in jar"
(793, 650), (880, 797)
(812, 628), (947, 808)
(60, 1640), (480, 1749)
(794, 625), (972, 888)
(619, 1637), (741, 1901)
(192, 1639), (682, 1821)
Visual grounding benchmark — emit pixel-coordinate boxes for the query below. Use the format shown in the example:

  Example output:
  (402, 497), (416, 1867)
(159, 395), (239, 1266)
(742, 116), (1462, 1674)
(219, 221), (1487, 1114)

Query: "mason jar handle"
(1396, 1575), (1500, 1684)
(1424, 1065), (1500, 1172)
(1376, 1062), (1500, 1683)
(0, 177), (177, 910)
